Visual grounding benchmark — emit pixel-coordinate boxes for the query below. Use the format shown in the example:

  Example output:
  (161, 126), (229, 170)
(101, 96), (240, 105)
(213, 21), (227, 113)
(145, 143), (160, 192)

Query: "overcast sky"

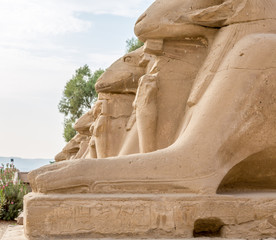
(0, 0), (154, 159)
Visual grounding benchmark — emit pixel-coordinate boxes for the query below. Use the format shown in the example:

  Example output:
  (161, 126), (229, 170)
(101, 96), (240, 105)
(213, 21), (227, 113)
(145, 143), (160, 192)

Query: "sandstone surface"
(25, 0), (276, 239)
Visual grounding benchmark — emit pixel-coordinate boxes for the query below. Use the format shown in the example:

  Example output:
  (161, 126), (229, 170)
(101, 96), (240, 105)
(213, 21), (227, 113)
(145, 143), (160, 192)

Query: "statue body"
(25, 1), (276, 239)
(31, 0), (276, 194)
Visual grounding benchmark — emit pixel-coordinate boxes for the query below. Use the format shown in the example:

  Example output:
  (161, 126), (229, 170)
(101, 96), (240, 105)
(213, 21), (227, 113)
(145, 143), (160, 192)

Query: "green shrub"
(0, 163), (29, 221)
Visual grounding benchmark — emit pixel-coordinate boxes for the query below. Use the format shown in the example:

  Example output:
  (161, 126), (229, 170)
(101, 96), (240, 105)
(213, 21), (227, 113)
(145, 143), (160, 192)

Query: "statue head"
(55, 134), (88, 162)
(95, 47), (145, 94)
(135, 0), (276, 41)
(74, 109), (94, 136)
(134, 0), (224, 41)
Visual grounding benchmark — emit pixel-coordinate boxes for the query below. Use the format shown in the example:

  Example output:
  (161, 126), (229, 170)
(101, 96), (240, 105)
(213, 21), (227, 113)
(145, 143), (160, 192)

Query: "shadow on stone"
(193, 217), (224, 237)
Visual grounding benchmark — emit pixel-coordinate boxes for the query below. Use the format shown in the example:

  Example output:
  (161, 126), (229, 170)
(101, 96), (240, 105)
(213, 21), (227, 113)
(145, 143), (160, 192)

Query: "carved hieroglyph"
(24, 193), (276, 239)
(25, 0), (276, 239)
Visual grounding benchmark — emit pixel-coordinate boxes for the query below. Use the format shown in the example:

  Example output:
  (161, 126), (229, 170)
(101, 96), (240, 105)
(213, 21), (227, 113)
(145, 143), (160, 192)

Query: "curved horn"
(187, 0), (246, 27)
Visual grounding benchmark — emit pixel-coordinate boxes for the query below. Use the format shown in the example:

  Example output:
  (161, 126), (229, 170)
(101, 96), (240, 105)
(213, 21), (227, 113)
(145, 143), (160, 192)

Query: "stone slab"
(2, 225), (26, 240)
(24, 193), (276, 240)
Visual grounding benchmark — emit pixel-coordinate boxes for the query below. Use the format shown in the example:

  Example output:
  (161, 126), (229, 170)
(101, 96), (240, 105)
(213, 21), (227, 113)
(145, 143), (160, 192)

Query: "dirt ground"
(0, 220), (16, 239)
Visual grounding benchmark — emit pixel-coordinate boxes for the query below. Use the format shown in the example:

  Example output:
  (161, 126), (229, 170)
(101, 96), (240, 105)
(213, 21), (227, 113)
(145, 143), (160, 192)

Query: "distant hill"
(0, 157), (53, 172)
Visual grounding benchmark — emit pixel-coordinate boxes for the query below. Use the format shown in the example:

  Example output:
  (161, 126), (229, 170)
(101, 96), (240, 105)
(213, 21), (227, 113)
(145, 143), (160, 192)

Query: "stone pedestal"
(24, 192), (276, 239)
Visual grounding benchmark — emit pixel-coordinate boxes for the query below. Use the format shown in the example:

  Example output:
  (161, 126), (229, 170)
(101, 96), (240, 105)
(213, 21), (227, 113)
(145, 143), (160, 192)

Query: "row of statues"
(30, 0), (276, 195)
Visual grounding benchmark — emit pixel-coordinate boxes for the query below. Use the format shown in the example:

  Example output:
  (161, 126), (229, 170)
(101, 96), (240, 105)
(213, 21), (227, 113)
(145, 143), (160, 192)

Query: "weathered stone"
(143, 39), (163, 55)
(16, 212), (24, 225)
(25, 193), (276, 239)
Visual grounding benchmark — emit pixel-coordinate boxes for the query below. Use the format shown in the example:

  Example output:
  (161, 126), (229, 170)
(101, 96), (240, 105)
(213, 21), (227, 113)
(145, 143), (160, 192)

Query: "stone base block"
(24, 192), (276, 239)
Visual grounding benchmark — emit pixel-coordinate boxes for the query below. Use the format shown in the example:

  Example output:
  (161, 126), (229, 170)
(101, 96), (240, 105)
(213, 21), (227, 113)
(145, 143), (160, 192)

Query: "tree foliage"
(63, 119), (77, 143)
(126, 37), (144, 53)
(58, 65), (104, 142)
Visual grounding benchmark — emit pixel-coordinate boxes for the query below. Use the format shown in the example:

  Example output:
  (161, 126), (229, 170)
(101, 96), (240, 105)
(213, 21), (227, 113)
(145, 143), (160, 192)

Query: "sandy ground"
(0, 220), (16, 239)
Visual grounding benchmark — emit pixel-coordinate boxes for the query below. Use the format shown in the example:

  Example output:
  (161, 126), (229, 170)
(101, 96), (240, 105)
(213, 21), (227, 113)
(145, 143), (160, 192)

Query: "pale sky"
(0, 0), (154, 159)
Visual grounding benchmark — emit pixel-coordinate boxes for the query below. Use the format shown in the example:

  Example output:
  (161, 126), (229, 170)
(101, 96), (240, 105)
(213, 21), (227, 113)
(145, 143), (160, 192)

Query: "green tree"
(126, 37), (144, 53)
(63, 119), (77, 143)
(58, 65), (104, 142)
